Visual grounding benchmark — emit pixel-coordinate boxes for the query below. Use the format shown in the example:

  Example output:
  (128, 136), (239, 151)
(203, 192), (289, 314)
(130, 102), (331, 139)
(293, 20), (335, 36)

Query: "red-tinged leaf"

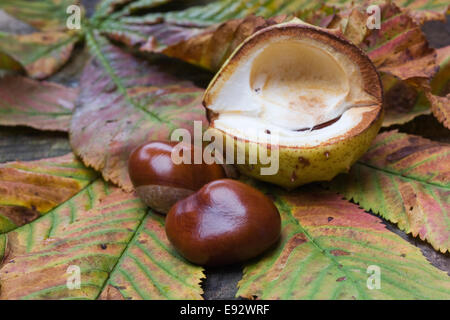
(97, 0), (173, 19)
(347, 3), (439, 83)
(104, 0), (337, 70)
(0, 0), (83, 32)
(100, 20), (206, 53)
(427, 92), (450, 129)
(153, 15), (288, 72)
(0, 31), (79, 79)
(427, 46), (450, 129)
(325, 0), (449, 24)
(339, 3), (443, 126)
(328, 130), (450, 253)
(113, 2), (439, 83)
(0, 154), (97, 233)
(99, 212), (204, 300)
(387, 0), (449, 24)
(0, 75), (77, 131)
(70, 33), (207, 191)
(237, 187), (450, 299)
(0, 179), (204, 300)
(118, 0), (319, 26)
(0, 184), (146, 299)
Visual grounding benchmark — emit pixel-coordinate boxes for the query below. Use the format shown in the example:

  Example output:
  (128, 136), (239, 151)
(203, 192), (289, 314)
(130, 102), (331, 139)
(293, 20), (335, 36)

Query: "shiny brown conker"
(128, 141), (226, 214)
(165, 179), (281, 266)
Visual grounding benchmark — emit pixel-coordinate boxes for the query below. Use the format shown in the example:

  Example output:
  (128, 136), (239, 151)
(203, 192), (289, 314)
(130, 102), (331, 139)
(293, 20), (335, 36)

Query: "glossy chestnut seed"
(128, 141), (226, 214)
(165, 179), (281, 266)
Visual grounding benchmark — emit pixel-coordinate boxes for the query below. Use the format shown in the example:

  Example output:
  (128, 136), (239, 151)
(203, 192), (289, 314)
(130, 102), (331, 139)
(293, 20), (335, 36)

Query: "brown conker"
(128, 141), (226, 214)
(165, 179), (281, 266)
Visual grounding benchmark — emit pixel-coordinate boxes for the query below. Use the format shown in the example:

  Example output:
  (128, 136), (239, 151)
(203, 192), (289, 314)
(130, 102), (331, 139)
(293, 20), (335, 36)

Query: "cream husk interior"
(207, 33), (379, 147)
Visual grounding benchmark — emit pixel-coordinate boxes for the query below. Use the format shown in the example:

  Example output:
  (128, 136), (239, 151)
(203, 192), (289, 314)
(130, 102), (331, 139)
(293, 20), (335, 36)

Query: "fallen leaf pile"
(0, 0), (448, 300)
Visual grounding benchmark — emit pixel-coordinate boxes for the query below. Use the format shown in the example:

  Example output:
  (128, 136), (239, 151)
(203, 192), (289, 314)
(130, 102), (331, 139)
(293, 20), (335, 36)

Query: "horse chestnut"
(128, 141), (226, 213)
(165, 179), (281, 266)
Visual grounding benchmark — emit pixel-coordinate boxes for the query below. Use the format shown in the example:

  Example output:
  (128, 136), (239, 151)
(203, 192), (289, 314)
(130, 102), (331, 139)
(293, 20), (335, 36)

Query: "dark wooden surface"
(0, 2), (449, 300)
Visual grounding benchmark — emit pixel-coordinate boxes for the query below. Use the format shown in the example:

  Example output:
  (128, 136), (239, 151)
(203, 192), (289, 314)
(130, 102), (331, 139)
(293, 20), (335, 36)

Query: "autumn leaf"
(336, 2), (443, 127)
(0, 178), (204, 299)
(354, 0), (449, 24)
(381, 75), (432, 127)
(100, 0), (325, 68)
(327, 130), (450, 253)
(0, 31), (79, 79)
(237, 187), (450, 299)
(70, 33), (207, 191)
(0, 0), (82, 32)
(94, 0), (172, 19)
(99, 212), (204, 300)
(0, 154), (97, 233)
(0, 0), (84, 79)
(99, 19), (206, 53)
(381, 44), (449, 127)
(151, 15), (289, 72)
(428, 92), (450, 129)
(352, 3), (438, 83)
(105, 0), (448, 25)
(395, 0), (450, 24)
(427, 46), (450, 129)
(112, 2), (439, 93)
(115, 0), (319, 25)
(312, 0), (449, 25)
(0, 234), (6, 264)
(116, 1), (444, 127)
(0, 75), (77, 131)
(94, 0), (137, 18)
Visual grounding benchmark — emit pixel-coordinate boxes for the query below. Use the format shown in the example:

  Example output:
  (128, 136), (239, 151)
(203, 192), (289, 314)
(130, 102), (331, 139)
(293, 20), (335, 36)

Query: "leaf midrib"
(84, 28), (176, 133)
(94, 209), (148, 299)
(357, 161), (449, 189)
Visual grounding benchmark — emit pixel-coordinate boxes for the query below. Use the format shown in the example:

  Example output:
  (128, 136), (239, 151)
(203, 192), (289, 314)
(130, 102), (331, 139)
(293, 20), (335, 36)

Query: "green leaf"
(70, 32), (207, 191)
(99, 212), (204, 300)
(334, 2), (441, 127)
(119, 0), (319, 26)
(0, 31), (79, 79)
(370, 0), (449, 24)
(328, 130), (450, 253)
(106, 0), (173, 18)
(0, 0), (83, 32)
(0, 234), (6, 263)
(0, 180), (145, 299)
(0, 153), (97, 233)
(237, 187), (450, 299)
(0, 75), (77, 131)
(93, 0), (143, 19)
